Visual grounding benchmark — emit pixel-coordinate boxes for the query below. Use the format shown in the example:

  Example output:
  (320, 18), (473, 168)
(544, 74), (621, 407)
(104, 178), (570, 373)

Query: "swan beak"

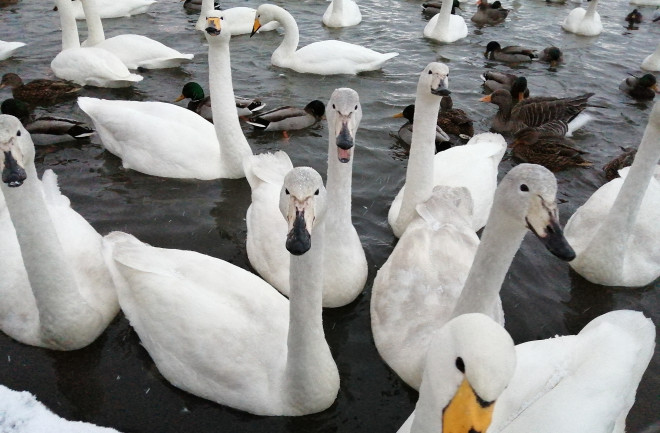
(286, 208), (312, 255)
(251, 18), (262, 37)
(442, 378), (495, 433)
(335, 120), (354, 163)
(480, 95), (492, 103)
(432, 80), (451, 97)
(174, 94), (186, 103)
(2, 150), (27, 188)
(205, 17), (221, 36)
(525, 200), (576, 261)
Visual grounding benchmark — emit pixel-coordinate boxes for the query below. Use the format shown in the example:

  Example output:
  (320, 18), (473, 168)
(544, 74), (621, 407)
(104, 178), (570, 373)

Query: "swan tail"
(40, 169), (71, 208)
(243, 151), (293, 191)
(103, 231), (180, 278)
(566, 112), (593, 137)
(465, 132), (507, 159)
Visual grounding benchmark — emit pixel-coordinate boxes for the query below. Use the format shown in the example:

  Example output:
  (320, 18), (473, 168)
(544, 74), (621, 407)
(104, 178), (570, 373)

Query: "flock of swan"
(0, 0), (658, 431)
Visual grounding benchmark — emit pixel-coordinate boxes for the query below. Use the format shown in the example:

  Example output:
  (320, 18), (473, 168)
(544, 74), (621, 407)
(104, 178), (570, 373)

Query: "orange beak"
(480, 95), (492, 102)
(393, 112), (405, 118)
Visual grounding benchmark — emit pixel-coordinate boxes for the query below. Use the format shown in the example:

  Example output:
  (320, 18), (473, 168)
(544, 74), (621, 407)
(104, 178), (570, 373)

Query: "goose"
(64, 0), (155, 19)
(510, 127), (592, 172)
(481, 71), (530, 101)
(388, 62), (505, 237)
(562, 0), (602, 36)
(243, 88), (367, 307)
(641, 41), (660, 72)
(480, 89), (594, 135)
(0, 115), (119, 350)
(175, 81), (266, 121)
(251, 4), (398, 75)
(50, 0), (143, 88)
(102, 167), (339, 415)
(539, 46), (564, 67)
(0, 384), (121, 432)
(323, 0), (362, 27)
(1, 99), (94, 142)
(246, 100), (325, 132)
(0, 40), (25, 61)
(396, 314), (517, 433)
(423, 0), (468, 43)
(0, 73), (81, 106)
(79, 0), (193, 70)
(564, 101), (660, 287)
(77, 13), (252, 180)
(619, 73), (658, 100)
(393, 104), (451, 151)
(399, 310), (655, 433)
(374, 164), (576, 389)
(484, 41), (536, 63)
(193, 0), (279, 34)
(471, 0), (509, 25)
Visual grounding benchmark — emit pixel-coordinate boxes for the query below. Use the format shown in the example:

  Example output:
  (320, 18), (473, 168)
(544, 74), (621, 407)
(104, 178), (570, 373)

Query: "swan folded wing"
(293, 40), (398, 74)
(96, 35), (194, 70)
(243, 151), (293, 189)
(40, 170), (71, 208)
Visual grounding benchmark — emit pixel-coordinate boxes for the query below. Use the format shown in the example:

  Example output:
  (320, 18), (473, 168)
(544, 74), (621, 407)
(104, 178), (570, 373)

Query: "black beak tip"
(286, 234), (311, 255)
(205, 27), (221, 35)
(250, 29), (257, 37)
(432, 88), (451, 96)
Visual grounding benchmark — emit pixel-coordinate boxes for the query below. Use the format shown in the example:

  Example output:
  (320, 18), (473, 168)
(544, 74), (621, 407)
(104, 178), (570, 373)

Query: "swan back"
(641, 42), (660, 72)
(423, 0), (468, 43)
(561, 0), (602, 36)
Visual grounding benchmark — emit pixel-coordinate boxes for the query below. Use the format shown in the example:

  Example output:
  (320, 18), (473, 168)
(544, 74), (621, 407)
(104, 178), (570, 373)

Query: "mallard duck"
(1, 99), (94, 141)
(175, 82), (266, 122)
(539, 46), (564, 67)
(394, 105), (451, 152)
(562, 0), (602, 36)
(0, 73), (81, 106)
(484, 41), (536, 62)
(421, 0), (461, 17)
(471, 0), (508, 25)
(603, 147), (637, 181)
(438, 95), (474, 138)
(625, 8), (643, 28)
(480, 89), (594, 134)
(641, 42), (660, 71)
(481, 71), (529, 101)
(0, 40), (25, 61)
(619, 73), (658, 100)
(247, 100), (325, 132)
(510, 127), (592, 172)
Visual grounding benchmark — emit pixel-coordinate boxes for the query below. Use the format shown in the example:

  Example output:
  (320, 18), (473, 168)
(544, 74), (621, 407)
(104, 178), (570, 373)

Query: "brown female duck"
(539, 46), (564, 67)
(437, 95), (474, 138)
(481, 71), (529, 101)
(480, 88), (594, 134)
(0, 73), (81, 106)
(511, 127), (592, 172)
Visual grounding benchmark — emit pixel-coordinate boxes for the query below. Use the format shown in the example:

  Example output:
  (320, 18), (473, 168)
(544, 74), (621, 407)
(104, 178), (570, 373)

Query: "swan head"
(495, 164), (575, 261)
(203, 11), (231, 42)
(418, 62), (451, 99)
(280, 167), (327, 256)
(327, 88), (361, 164)
(0, 114), (29, 187)
(416, 313), (515, 433)
(251, 4), (280, 37)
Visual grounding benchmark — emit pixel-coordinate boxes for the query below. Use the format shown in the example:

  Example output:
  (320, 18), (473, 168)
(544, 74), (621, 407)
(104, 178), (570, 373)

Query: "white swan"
(244, 88), (367, 307)
(561, 0), (602, 36)
(373, 163), (576, 389)
(322, 0), (362, 27)
(399, 310), (655, 433)
(564, 101), (660, 287)
(80, 0), (193, 70)
(630, 0), (660, 6)
(66, 0), (156, 19)
(77, 12), (252, 179)
(50, 0), (142, 88)
(0, 115), (119, 350)
(641, 41), (660, 72)
(0, 384), (121, 432)
(102, 167), (339, 416)
(193, 0), (278, 34)
(396, 314), (516, 433)
(388, 62), (505, 238)
(0, 40), (25, 61)
(251, 4), (398, 75)
(423, 0), (468, 43)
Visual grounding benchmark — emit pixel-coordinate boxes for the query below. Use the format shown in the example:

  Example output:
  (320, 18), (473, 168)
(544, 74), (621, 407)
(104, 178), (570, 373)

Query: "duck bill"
(285, 207), (314, 256)
(174, 94), (186, 102)
(442, 378), (495, 433)
(393, 112), (405, 118)
(335, 120), (355, 163)
(250, 18), (262, 37)
(480, 94), (492, 103)
(205, 17), (221, 36)
(2, 150), (27, 188)
(525, 199), (576, 261)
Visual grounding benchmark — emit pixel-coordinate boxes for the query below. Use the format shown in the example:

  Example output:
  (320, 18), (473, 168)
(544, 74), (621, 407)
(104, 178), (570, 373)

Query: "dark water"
(1, 0), (659, 432)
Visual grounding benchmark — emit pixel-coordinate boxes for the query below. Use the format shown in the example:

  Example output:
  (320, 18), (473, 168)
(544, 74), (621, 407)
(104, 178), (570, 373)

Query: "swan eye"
(332, 104), (336, 110)
(285, 188), (290, 195)
(428, 70), (433, 75)
(314, 189), (319, 195)
(355, 105), (358, 110)
(16, 130), (21, 137)
(520, 184), (529, 192)
(455, 357), (465, 373)
(220, 16), (224, 20)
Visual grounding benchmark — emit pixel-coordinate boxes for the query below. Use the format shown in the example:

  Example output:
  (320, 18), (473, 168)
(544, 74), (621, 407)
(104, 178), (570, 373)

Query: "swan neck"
(325, 126), (353, 226)
(80, 0), (106, 45)
(434, 0), (453, 33)
(332, 0), (345, 14)
(55, 0), (81, 50)
(0, 165), (100, 349)
(585, 0), (599, 18)
(396, 94), (443, 235)
(272, 8), (300, 59)
(207, 37), (252, 178)
(452, 200), (527, 318)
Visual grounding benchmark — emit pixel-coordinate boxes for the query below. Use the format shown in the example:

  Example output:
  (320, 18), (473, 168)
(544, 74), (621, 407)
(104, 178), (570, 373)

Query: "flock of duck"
(0, 0), (659, 431)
